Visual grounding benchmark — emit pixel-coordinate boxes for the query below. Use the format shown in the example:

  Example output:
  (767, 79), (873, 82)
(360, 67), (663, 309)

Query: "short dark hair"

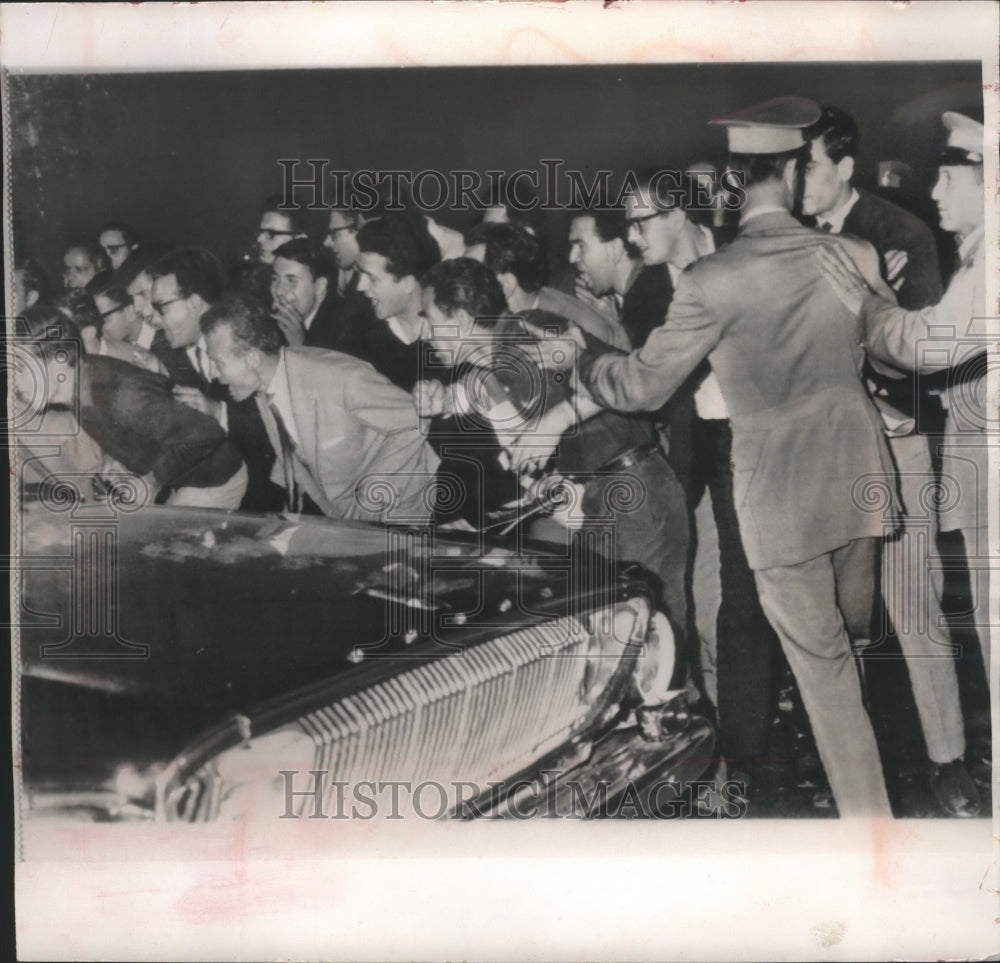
(728, 147), (806, 188)
(328, 206), (365, 230)
(464, 222), (548, 294)
(56, 288), (102, 334)
(421, 257), (508, 324)
(356, 213), (440, 281)
(86, 273), (132, 313)
(16, 257), (47, 301)
(200, 292), (283, 356)
(570, 208), (630, 245)
(116, 241), (171, 288)
(63, 237), (111, 273)
(98, 222), (140, 246)
(805, 106), (860, 164)
(271, 238), (334, 281)
(84, 270), (116, 298)
(259, 194), (310, 236)
(149, 248), (227, 305)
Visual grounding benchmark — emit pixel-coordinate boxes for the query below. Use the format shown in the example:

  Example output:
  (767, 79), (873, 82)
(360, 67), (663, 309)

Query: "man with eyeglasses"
(82, 275), (166, 375)
(118, 243), (170, 350)
(148, 247), (283, 511)
(98, 222), (140, 271)
(255, 196), (309, 265)
(230, 195), (311, 303)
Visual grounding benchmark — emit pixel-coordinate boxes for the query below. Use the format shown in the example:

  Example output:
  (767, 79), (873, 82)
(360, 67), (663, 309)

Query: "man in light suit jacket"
(202, 293), (439, 524)
(804, 106), (979, 817)
(575, 97), (899, 818)
(818, 111), (989, 811)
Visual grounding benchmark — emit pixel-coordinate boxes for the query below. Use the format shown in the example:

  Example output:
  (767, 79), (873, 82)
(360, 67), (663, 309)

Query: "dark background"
(7, 61), (983, 282)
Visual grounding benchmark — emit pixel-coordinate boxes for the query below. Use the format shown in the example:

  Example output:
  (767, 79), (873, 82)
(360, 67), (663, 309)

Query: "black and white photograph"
(5, 2), (998, 960)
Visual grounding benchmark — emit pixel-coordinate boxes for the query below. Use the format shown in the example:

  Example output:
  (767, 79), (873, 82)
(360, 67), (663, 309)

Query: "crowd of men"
(12, 96), (991, 820)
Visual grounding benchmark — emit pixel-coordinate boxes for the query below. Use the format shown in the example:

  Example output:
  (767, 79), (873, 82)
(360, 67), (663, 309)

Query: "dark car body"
(16, 501), (713, 822)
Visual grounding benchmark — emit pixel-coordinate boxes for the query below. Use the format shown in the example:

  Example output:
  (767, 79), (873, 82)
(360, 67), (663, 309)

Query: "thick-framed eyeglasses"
(326, 226), (354, 240)
(625, 210), (666, 233)
(101, 243), (130, 255)
(257, 228), (296, 241)
(151, 296), (185, 316)
(98, 302), (130, 319)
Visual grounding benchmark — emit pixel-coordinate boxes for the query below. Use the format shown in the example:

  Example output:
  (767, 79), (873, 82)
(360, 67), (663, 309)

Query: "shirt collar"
(817, 188), (860, 234)
(957, 223), (985, 267)
(386, 314), (421, 345)
(302, 293), (325, 332)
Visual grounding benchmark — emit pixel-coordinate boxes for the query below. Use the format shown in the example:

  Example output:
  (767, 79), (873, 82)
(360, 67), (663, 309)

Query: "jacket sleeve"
(341, 365), (423, 435)
(120, 382), (235, 487)
(580, 270), (720, 412)
(862, 251), (986, 374)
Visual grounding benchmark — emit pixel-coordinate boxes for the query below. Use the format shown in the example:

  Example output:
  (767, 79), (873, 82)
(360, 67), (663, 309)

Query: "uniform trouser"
(690, 419), (780, 775)
(938, 523), (992, 687)
(881, 433), (965, 764)
(167, 464), (249, 510)
(754, 538), (892, 818)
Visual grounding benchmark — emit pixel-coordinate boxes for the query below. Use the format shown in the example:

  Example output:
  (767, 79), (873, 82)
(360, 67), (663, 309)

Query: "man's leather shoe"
(930, 759), (981, 817)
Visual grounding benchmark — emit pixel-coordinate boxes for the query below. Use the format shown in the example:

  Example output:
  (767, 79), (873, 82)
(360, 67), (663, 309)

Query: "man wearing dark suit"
(576, 97), (898, 817)
(19, 306), (245, 508)
(149, 247), (284, 511)
(203, 293), (439, 523)
(266, 238), (361, 354)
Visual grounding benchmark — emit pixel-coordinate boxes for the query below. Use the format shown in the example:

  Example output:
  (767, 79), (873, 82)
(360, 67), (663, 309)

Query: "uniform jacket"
(581, 209), (897, 570)
(257, 347), (439, 523)
(862, 225), (987, 533)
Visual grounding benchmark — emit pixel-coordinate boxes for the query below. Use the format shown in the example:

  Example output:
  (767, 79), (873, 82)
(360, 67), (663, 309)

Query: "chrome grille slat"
(252, 611), (629, 819)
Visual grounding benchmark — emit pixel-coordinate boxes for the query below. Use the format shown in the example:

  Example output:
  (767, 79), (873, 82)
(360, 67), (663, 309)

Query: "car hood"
(17, 505), (605, 794)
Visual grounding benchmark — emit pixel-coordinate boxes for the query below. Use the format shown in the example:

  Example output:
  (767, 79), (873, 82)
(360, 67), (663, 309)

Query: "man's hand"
(173, 385), (223, 421)
(413, 379), (453, 419)
(815, 244), (871, 315)
(883, 249), (908, 292)
(271, 300), (306, 347)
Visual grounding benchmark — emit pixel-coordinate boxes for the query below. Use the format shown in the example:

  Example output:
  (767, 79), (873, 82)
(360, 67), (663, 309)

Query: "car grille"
(166, 607), (639, 821)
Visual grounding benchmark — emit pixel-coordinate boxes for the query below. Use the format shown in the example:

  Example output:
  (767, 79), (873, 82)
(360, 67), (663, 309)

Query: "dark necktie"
(819, 221), (833, 232)
(265, 395), (301, 513)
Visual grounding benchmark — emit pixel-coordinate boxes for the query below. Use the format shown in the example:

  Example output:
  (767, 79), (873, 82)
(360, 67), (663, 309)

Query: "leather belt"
(598, 441), (664, 475)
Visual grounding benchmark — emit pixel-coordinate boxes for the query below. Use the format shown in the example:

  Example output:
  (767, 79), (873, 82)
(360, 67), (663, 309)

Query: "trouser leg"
(754, 543), (891, 818)
(962, 524), (992, 675)
(701, 420), (780, 774)
(582, 455), (693, 685)
(168, 463), (249, 510)
(882, 435), (965, 763)
(691, 490), (721, 707)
